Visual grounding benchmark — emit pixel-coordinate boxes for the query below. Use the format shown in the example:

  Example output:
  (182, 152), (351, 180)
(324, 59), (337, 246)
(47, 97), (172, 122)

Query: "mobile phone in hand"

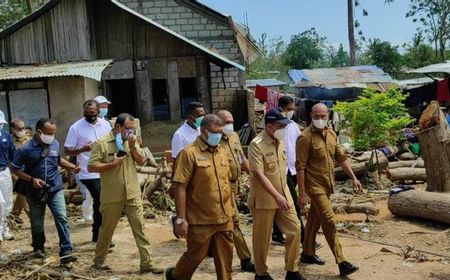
(116, 150), (127, 157)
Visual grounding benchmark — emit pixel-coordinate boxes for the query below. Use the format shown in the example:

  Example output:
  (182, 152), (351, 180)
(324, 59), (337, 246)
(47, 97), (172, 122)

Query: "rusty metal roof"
(0, 60), (113, 81)
(289, 65), (394, 89)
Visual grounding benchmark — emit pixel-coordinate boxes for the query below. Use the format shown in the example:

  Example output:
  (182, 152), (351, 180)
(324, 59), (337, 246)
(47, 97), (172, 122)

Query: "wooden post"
(135, 60), (152, 124)
(196, 56), (211, 113)
(417, 125), (450, 192)
(167, 59), (181, 121)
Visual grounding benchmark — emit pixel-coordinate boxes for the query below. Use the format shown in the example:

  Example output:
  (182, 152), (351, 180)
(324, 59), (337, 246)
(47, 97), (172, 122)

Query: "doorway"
(106, 79), (136, 117)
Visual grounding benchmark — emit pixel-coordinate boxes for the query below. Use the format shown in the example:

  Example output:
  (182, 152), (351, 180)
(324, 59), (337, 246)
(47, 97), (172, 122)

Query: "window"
(152, 79), (169, 120)
(179, 78), (197, 118)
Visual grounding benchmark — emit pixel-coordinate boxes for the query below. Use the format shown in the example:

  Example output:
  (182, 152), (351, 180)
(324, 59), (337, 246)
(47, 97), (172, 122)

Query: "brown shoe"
(140, 265), (164, 274)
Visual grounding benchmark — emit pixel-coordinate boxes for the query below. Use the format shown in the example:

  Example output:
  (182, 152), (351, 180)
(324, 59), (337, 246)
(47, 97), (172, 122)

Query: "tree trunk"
(333, 202), (379, 216)
(388, 160), (425, 169)
(386, 168), (426, 182)
(347, 0), (356, 65)
(417, 125), (450, 192)
(25, 0), (33, 13)
(335, 155), (388, 180)
(388, 189), (450, 224)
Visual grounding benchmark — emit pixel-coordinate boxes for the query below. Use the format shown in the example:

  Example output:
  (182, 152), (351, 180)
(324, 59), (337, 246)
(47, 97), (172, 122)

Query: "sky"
(199, 0), (419, 52)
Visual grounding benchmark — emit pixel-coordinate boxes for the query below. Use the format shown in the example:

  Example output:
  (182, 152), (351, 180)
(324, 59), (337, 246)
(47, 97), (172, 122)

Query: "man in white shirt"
(171, 102), (205, 161)
(64, 100), (111, 243)
(94, 96), (111, 123)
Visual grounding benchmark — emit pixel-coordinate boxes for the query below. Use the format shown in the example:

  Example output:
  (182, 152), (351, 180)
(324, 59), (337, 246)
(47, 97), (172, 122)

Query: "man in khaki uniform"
(165, 114), (234, 280)
(217, 110), (255, 273)
(248, 108), (306, 280)
(10, 119), (32, 223)
(88, 113), (162, 274)
(296, 103), (362, 277)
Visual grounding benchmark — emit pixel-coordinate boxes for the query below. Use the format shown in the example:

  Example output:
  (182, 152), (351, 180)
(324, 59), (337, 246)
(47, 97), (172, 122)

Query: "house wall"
(118, 0), (244, 89)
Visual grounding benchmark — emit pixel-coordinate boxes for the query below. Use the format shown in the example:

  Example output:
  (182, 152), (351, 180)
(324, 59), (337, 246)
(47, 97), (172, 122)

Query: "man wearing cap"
(165, 114), (234, 280)
(94, 96), (112, 122)
(64, 100), (112, 243)
(10, 118), (32, 224)
(248, 108), (306, 280)
(217, 110), (255, 273)
(0, 110), (15, 242)
(296, 103), (361, 277)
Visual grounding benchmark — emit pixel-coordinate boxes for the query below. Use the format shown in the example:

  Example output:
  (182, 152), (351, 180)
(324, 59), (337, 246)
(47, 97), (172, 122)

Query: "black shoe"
(33, 249), (47, 259)
(241, 258), (256, 272)
(271, 235), (285, 245)
(300, 253), (326, 265)
(338, 261), (359, 276)
(255, 274), (273, 280)
(164, 267), (176, 280)
(286, 271), (307, 280)
(60, 251), (77, 264)
(315, 242), (323, 250)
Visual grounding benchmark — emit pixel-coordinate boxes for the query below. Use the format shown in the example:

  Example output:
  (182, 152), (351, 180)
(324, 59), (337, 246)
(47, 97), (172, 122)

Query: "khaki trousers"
(94, 197), (153, 269)
(172, 222), (234, 280)
(12, 193), (30, 218)
(251, 206), (301, 275)
(230, 182), (252, 261)
(304, 194), (345, 263)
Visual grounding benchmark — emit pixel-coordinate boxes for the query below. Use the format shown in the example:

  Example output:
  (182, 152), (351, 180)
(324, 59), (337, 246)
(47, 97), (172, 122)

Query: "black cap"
(264, 108), (291, 125)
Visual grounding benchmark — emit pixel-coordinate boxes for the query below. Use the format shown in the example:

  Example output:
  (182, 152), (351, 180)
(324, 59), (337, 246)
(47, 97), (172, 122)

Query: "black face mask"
(84, 114), (97, 124)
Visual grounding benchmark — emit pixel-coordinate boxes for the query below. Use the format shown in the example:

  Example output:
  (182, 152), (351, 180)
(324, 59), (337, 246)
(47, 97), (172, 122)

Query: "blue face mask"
(115, 132), (124, 151)
(194, 116), (204, 129)
(207, 131), (222, 147)
(99, 108), (108, 118)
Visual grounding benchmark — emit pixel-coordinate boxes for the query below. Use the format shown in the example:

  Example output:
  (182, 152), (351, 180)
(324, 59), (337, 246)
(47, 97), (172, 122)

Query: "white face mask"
(15, 130), (26, 138)
(312, 119), (328, 130)
(223, 124), (234, 136)
(274, 128), (286, 140)
(286, 110), (294, 120)
(40, 133), (55, 145)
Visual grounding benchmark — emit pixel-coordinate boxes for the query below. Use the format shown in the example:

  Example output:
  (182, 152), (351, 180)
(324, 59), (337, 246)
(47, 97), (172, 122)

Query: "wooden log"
(417, 125), (450, 192)
(136, 166), (157, 174)
(388, 160), (424, 169)
(333, 202), (379, 216)
(138, 173), (150, 187)
(64, 191), (84, 205)
(386, 168), (426, 182)
(335, 155), (388, 180)
(388, 189), (450, 224)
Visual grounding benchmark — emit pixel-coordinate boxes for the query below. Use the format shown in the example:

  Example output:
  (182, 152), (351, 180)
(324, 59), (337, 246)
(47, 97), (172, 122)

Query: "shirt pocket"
(311, 143), (326, 159)
(263, 154), (279, 175)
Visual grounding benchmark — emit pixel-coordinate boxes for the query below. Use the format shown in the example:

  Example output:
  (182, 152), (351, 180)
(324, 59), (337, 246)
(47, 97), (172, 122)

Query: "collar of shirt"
(262, 129), (275, 145)
(105, 131), (116, 142)
(195, 137), (216, 153)
(183, 121), (198, 132)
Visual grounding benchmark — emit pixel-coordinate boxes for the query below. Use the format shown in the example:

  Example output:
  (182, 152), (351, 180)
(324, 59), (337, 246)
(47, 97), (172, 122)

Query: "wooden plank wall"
(1, 0), (92, 64)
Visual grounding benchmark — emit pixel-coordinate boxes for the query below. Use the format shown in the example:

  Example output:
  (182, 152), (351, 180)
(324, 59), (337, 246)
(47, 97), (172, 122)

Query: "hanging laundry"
(266, 89), (284, 112)
(436, 78), (449, 102)
(255, 85), (268, 102)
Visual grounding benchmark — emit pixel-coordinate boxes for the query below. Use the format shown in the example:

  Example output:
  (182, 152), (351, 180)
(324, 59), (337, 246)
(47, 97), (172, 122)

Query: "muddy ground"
(0, 196), (449, 280)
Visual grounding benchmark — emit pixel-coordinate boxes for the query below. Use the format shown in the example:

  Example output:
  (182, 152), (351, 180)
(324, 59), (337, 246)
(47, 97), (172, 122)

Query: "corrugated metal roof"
(111, 0), (245, 71)
(407, 62), (450, 74)
(0, 60), (113, 81)
(394, 77), (442, 90)
(246, 79), (287, 88)
(288, 65), (394, 89)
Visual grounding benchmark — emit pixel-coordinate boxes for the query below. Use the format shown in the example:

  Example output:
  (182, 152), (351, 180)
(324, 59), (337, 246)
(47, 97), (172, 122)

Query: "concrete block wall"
(119, 0), (244, 89)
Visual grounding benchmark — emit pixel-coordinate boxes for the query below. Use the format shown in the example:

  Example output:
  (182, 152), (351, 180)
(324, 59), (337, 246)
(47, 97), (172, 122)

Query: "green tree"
(334, 87), (412, 169)
(406, 0), (450, 61)
(283, 28), (326, 69)
(364, 39), (403, 78)
(325, 44), (350, 67)
(402, 34), (437, 68)
(0, 0), (48, 30)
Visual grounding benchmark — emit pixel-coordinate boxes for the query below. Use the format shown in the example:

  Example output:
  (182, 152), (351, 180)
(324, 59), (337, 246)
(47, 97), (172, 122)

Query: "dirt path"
(1, 199), (449, 279)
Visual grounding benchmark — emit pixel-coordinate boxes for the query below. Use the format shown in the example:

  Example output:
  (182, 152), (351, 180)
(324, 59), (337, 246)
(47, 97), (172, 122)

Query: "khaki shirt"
(220, 132), (245, 182)
(88, 132), (141, 203)
(295, 125), (347, 195)
(173, 137), (233, 225)
(13, 132), (32, 149)
(248, 130), (294, 209)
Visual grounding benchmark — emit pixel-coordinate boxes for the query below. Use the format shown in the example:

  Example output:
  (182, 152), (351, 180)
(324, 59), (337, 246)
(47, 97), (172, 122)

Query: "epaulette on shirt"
(253, 135), (263, 145)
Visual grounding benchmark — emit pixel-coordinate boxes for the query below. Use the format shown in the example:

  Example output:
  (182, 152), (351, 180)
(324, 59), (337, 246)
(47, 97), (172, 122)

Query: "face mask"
(84, 114), (97, 124)
(115, 132), (125, 151)
(286, 111), (294, 120)
(15, 130), (26, 138)
(207, 131), (222, 147)
(194, 116), (204, 129)
(312, 119), (328, 129)
(99, 108), (108, 118)
(39, 132), (54, 145)
(274, 128), (286, 140)
(222, 124), (234, 136)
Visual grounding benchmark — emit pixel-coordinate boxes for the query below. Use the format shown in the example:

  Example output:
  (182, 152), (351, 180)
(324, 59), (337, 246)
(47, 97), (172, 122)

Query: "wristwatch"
(175, 217), (186, 225)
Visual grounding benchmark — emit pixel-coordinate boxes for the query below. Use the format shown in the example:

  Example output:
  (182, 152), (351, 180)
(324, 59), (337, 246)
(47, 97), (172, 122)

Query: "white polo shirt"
(284, 121), (301, 175)
(171, 122), (200, 159)
(64, 118), (111, 180)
